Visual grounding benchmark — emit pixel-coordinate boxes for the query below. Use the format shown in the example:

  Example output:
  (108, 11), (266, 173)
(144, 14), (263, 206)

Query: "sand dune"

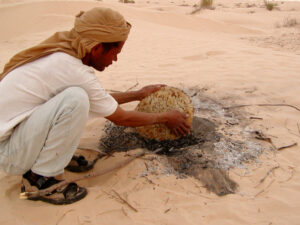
(0, 0), (300, 224)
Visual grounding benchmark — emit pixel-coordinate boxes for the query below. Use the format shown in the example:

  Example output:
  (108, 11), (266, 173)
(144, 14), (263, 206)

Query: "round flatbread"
(135, 86), (194, 140)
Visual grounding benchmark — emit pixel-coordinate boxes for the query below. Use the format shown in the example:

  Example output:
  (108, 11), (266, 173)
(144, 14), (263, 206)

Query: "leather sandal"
(65, 155), (100, 173)
(21, 171), (87, 205)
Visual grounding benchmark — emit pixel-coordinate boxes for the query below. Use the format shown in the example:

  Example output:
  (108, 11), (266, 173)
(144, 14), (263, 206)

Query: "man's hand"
(164, 110), (191, 136)
(106, 107), (191, 137)
(137, 84), (166, 101)
(110, 84), (166, 104)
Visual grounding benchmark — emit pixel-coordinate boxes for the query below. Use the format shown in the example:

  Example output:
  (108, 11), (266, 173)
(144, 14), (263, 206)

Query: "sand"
(0, 0), (300, 224)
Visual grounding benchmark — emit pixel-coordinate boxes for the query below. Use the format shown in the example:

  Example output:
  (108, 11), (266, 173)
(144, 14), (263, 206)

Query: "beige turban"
(0, 7), (131, 81)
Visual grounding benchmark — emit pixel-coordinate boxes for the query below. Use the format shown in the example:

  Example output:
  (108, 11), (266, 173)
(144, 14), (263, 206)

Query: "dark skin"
(82, 42), (191, 136)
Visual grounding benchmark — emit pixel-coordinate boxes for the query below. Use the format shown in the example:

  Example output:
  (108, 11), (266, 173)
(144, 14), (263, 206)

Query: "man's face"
(89, 42), (125, 71)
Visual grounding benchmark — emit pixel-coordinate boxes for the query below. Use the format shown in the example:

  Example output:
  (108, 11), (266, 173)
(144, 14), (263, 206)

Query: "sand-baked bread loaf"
(135, 86), (194, 140)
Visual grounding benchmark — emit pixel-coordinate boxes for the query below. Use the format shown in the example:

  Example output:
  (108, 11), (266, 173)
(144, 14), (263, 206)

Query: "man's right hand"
(164, 110), (191, 137)
(106, 106), (191, 137)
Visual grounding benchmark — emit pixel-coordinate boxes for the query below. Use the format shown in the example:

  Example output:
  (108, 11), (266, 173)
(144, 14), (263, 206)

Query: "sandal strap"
(75, 155), (88, 166)
(35, 177), (48, 189)
(23, 171), (61, 190)
(66, 154), (100, 173)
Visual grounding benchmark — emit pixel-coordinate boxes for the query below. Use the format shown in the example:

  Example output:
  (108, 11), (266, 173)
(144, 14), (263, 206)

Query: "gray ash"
(139, 133), (203, 154)
(99, 116), (240, 196)
(98, 89), (266, 196)
(100, 125), (142, 152)
(99, 117), (209, 155)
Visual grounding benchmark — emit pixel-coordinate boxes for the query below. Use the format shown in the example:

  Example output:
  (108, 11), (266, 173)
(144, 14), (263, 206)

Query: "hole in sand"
(99, 87), (266, 196)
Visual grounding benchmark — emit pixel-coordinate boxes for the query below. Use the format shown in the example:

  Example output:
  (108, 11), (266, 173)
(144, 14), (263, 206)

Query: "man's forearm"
(110, 84), (165, 104)
(114, 111), (168, 127)
(110, 91), (141, 104)
(105, 106), (167, 127)
(105, 106), (191, 136)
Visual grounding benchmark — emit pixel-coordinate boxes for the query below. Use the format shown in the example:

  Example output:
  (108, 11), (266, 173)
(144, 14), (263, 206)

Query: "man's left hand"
(137, 84), (166, 101)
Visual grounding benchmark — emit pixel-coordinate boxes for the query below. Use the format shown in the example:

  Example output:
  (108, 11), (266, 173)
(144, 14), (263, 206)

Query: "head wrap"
(0, 7), (131, 81)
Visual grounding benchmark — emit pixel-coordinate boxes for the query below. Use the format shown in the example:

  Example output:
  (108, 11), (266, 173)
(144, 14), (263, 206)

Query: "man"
(0, 7), (190, 205)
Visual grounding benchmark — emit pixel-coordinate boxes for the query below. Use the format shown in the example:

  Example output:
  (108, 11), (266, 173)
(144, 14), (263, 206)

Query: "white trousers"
(0, 87), (89, 176)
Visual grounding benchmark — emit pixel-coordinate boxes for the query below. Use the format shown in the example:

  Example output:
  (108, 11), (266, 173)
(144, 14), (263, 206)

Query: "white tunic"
(0, 52), (118, 141)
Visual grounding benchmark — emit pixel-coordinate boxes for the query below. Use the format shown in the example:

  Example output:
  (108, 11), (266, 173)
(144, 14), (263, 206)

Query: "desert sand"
(0, 0), (300, 224)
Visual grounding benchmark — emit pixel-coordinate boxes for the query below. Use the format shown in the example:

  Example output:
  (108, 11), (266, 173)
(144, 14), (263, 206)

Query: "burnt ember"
(99, 117), (212, 155)
(138, 133), (203, 154)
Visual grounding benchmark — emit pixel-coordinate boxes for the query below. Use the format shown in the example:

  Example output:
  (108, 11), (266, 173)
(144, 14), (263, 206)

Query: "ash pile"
(99, 87), (265, 196)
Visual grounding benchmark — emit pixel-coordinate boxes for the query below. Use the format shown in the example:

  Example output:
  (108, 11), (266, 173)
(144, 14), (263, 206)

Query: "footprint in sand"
(183, 50), (226, 61)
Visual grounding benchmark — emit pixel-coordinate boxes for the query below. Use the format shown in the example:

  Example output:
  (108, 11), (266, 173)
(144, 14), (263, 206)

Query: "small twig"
(144, 176), (155, 185)
(254, 189), (265, 198)
(266, 178), (276, 189)
(111, 189), (138, 212)
(122, 207), (128, 217)
(125, 81), (139, 92)
(190, 90), (200, 98)
(21, 148), (164, 199)
(99, 142), (108, 150)
(56, 209), (74, 225)
(254, 131), (277, 150)
(259, 104), (300, 111)
(144, 162), (149, 171)
(255, 166), (279, 187)
(190, 5), (202, 14)
(287, 131), (300, 138)
(164, 208), (171, 213)
(278, 142), (297, 151)
(254, 179), (275, 197)
(108, 81), (139, 94)
(286, 167), (295, 182)
(249, 116), (263, 120)
(279, 166), (295, 183)
(152, 148), (164, 154)
(103, 150), (116, 159)
(225, 103), (300, 112)
(284, 119), (300, 138)
(107, 89), (121, 93)
(21, 150), (146, 198)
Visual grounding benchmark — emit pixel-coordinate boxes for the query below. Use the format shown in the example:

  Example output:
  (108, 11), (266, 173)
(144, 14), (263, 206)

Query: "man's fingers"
(183, 122), (191, 130)
(182, 125), (191, 134)
(180, 122), (191, 135)
(176, 125), (188, 136)
(172, 126), (190, 137)
(178, 127), (186, 136)
(166, 110), (191, 137)
(173, 128), (179, 136)
(182, 124), (191, 135)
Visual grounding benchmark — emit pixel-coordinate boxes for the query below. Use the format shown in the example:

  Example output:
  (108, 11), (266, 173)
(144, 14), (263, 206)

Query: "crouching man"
(0, 7), (190, 204)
